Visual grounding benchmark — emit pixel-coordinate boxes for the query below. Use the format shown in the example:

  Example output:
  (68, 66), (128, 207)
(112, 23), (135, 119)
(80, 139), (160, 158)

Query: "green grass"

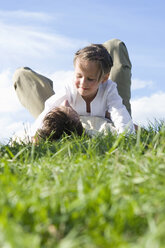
(0, 122), (165, 248)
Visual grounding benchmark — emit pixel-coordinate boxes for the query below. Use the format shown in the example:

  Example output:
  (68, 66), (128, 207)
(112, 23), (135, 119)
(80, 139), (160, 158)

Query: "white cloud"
(0, 15), (86, 59)
(0, 10), (87, 70)
(49, 70), (74, 92)
(0, 116), (32, 144)
(0, 70), (34, 143)
(0, 69), (11, 87)
(132, 78), (154, 90)
(131, 91), (165, 126)
(0, 70), (22, 112)
(0, 10), (55, 22)
(0, 21), (81, 58)
(0, 86), (22, 112)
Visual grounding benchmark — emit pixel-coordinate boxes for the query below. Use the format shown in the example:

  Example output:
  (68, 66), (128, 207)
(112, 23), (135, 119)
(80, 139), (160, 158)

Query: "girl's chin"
(78, 89), (89, 96)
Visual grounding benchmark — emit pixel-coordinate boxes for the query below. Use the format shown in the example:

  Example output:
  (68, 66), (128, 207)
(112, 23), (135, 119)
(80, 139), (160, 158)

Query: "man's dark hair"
(36, 107), (83, 141)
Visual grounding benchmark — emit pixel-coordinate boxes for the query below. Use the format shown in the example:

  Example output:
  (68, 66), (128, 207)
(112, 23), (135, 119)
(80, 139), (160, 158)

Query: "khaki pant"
(13, 39), (132, 118)
(103, 39), (132, 116)
(13, 67), (55, 118)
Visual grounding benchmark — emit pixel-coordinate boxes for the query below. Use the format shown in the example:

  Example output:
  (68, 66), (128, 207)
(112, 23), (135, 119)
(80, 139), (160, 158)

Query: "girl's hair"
(36, 107), (83, 141)
(73, 44), (113, 81)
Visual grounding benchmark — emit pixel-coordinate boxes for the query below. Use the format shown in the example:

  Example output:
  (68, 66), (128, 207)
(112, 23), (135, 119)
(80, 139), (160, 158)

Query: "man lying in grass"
(33, 100), (117, 142)
(11, 99), (126, 144)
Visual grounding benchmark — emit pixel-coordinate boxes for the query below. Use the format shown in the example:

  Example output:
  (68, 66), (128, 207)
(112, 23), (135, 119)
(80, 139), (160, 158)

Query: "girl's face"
(74, 59), (103, 102)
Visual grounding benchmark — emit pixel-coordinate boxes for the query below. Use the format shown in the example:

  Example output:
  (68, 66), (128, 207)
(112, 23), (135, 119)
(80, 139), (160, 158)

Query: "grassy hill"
(0, 123), (165, 248)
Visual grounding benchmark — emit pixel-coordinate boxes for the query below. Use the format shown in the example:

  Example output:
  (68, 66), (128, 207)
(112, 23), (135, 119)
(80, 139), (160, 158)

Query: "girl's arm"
(107, 82), (135, 134)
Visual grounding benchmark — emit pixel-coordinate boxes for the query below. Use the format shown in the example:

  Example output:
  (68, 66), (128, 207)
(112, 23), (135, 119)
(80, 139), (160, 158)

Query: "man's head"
(36, 101), (83, 141)
(73, 44), (113, 102)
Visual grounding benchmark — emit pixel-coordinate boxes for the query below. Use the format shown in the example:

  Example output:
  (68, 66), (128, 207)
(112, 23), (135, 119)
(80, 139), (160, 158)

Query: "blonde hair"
(74, 44), (113, 81)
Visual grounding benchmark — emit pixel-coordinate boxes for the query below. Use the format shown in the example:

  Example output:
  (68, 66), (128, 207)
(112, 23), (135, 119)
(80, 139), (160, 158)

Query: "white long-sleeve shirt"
(31, 79), (135, 136)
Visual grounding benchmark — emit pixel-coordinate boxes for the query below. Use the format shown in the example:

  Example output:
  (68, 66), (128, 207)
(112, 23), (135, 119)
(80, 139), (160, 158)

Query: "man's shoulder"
(45, 93), (57, 106)
(80, 115), (116, 136)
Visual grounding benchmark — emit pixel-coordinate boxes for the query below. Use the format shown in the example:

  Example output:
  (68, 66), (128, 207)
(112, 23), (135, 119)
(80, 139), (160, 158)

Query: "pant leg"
(103, 39), (132, 116)
(13, 67), (55, 119)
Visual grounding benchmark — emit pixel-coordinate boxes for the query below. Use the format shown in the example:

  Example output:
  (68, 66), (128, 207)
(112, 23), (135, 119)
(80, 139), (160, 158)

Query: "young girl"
(30, 43), (134, 137)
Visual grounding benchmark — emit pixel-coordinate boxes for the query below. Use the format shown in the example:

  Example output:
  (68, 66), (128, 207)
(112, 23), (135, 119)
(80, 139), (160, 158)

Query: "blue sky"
(0, 0), (165, 142)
